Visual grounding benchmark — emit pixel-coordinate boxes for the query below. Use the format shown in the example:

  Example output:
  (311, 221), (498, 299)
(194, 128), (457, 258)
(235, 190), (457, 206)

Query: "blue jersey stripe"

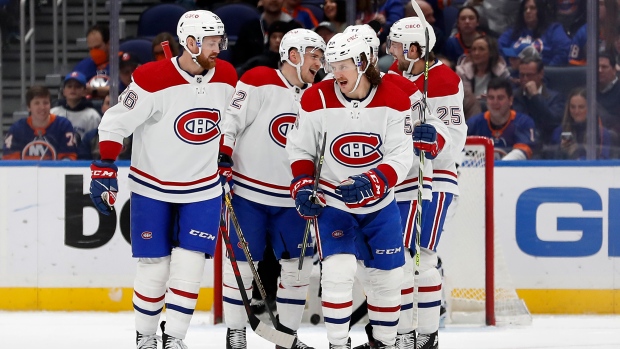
(432, 177), (458, 185)
(129, 174), (219, 194)
(223, 296), (245, 306)
(418, 300), (442, 308)
(276, 297), (306, 305)
(165, 303), (195, 315)
(133, 303), (163, 316)
(234, 181), (291, 198)
(369, 319), (399, 327)
(323, 315), (351, 324)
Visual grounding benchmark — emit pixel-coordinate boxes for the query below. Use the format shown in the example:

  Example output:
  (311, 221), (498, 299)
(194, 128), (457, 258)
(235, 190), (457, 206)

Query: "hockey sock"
(277, 258), (312, 331)
(416, 249), (442, 334)
(321, 254), (357, 346)
(133, 256), (170, 335)
(223, 257), (256, 329)
(398, 249), (416, 334)
(164, 247), (206, 339)
(364, 266), (404, 346)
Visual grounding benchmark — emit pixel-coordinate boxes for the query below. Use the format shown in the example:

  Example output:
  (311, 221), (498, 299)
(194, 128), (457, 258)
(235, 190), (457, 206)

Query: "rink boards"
(0, 160), (619, 313)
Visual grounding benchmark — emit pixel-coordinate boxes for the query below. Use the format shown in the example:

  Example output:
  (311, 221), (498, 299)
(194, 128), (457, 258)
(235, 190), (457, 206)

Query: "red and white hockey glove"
(413, 123), (440, 159)
(290, 175), (326, 218)
(218, 152), (234, 194)
(335, 168), (388, 205)
(90, 160), (118, 215)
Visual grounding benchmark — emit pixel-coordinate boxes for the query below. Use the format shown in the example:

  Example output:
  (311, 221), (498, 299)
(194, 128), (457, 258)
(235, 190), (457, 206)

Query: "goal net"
(437, 136), (531, 326)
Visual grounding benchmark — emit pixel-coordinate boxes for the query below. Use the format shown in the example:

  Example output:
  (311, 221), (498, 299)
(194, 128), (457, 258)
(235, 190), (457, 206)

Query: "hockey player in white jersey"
(287, 33), (413, 349)
(89, 10), (237, 349)
(344, 24), (451, 349)
(218, 28), (326, 349)
(387, 17), (467, 349)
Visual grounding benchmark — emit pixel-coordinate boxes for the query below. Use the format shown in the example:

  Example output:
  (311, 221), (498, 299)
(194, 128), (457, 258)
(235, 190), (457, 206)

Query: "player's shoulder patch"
(241, 66), (286, 88)
(368, 80), (411, 112)
(210, 58), (238, 87)
(300, 79), (340, 112)
(133, 60), (187, 93)
(382, 73), (419, 96)
(426, 64), (461, 98)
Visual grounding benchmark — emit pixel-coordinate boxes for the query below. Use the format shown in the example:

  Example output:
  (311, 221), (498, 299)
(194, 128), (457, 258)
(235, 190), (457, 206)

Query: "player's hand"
(218, 152), (234, 194)
(413, 123), (440, 159)
(290, 175), (326, 218)
(335, 168), (388, 205)
(90, 160), (118, 215)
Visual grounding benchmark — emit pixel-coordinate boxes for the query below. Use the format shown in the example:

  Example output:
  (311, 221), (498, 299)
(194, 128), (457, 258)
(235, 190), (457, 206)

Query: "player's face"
(457, 8), (478, 35)
(470, 38), (489, 67)
(101, 95), (111, 115)
(269, 32), (284, 53)
(196, 36), (224, 70)
(28, 96), (51, 123)
(63, 80), (86, 102)
(301, 47), (325, 83)
(330, 58), (360, 94)
(486, 88), (513, 120)
(569, 95), (587, 123)
(388, 40), (407, 67)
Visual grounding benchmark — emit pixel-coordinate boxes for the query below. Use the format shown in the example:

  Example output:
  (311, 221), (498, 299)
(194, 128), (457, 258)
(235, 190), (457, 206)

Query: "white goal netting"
(437, 137), (532, 326)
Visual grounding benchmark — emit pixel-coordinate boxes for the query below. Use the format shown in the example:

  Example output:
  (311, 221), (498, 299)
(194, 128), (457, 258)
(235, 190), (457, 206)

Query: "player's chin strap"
(183, 37), (205, 67)
(349, 58), (370, 94)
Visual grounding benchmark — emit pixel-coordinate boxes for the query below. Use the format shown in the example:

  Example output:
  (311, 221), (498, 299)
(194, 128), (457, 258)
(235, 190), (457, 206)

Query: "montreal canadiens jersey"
(467, 111), (535, 159)
(222, 67), (307, 207)
(3, 114), (77, 160)
(382, 73), (450, 202)
(389, 60), (466, 195)
(287, 79), (413, 214)
(98, 57), (237, 203)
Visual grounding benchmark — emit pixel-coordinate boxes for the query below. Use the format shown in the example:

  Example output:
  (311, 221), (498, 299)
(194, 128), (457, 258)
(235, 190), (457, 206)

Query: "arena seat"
(137, 3), (187, 39)
(213, 3), (261, 45)
(543, 66), (587, 98)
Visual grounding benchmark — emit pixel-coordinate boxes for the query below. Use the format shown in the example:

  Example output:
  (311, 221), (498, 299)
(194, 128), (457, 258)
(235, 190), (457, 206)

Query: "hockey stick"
(219, 208), (298, 349)
(411, 0), (431, 277)
(223, 193), (282, 328)
(297, 131), (328, 279)
(161, 40), (173, 59)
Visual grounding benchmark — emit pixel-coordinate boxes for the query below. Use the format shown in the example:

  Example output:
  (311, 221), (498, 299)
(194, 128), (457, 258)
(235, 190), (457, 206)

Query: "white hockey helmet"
(177, 10), (228, 60)
(387, 17), (436, 59)
(325, 33), (372, 93)
(343, 25), (379, 64)
(279, 29), (326, 83)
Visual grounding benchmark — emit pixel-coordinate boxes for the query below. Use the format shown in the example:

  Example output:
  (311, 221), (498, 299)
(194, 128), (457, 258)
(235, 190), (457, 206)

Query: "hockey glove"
(335, 168), (388, 205)
(90, 160), (118, 215)
(290, 175), (326, 218)
(218, 152), (234, 194)
(413, 123), (440, 159)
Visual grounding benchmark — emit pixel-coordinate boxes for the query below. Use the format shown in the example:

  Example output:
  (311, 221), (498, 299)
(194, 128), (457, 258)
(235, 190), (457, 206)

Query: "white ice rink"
(4, 311), (620, 348)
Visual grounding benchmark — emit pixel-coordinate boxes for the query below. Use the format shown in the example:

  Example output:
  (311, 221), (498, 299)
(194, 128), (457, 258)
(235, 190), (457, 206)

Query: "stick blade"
(248, 315), (297, 348)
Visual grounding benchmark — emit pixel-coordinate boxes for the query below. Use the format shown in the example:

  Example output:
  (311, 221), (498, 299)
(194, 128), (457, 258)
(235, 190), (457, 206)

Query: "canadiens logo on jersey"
(331, 133), (383, 168)
(174, 108), (221, 145)
(21, 139), (57, 160)
(269, 113), (297, 148)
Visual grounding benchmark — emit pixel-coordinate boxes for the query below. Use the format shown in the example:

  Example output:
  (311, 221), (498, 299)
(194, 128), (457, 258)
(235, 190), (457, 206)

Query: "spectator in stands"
(597, 52), (620, 135)
(568, 0), (618, 66)
(553, 0), (586, 38)
(502, 42), (539, 84)
(50, 71), (102, 142)
(152, 32), (180, 61)
(3, 86), (77, 160)
(282, 0), (319, 29)
(73, 24), (111, 99)
(119, 52), (142, 90)
(356, 0), (403, 45)
(467, 77), (536, 160)
(78, 95), (132, 160)
(498, 0), (571, 66)
(405, 0), (445, 54)
(323, 0), (347, 33)
(550, 87), (613, 160)
(314, 21), (337, 43)
(444, 6), (485, 64)
(456, 36), (510, 119)
(465, 0), (520, 37)
(236, 20), (292, 77)
(232, 0), (294, 66)
(512, 56), (565, 146)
